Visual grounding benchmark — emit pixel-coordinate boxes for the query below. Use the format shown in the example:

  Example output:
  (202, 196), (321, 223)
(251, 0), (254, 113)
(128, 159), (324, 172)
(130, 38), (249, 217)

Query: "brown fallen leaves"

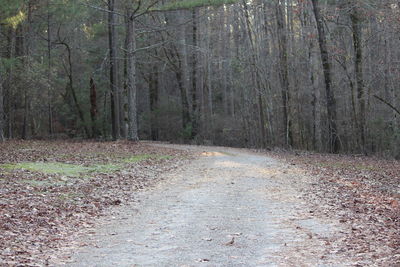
(0, 140), (193, 266)
(270, 151), (400, 266)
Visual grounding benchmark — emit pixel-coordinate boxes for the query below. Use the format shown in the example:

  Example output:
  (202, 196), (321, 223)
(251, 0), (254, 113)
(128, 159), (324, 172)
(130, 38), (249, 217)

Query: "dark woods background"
(0, 0), (399, 157)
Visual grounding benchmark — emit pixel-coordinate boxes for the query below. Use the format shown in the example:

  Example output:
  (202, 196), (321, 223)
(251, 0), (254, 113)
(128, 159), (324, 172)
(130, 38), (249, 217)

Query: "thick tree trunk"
(126, 12), (139, 141)
(311, 0), (340, 153)
(108, 0), (120, 140)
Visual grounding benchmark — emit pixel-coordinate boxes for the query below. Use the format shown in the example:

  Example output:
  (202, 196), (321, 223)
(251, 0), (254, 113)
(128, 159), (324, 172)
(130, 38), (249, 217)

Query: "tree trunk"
(176, 70), (191, 131)
(108, 0), (120, 140)
(309, 43), (322, 151)
(47, 0), (53, 136)
(178, 12), (192, 135)
(351, 6), (366, 153)
(243, 0), (266, 148)
(90, 77), (98, 138)
(149, 71), (159, 141)
(191, 8), (199, 138)
(311, 0), (340, 153)
(22, 0), (33, 139)
(126, 11), (139, 141)
(0, 52), (4, 142)
(62, 42), (90, 137)
(5, 27), (15, 139)
(276, 0), (292, 147)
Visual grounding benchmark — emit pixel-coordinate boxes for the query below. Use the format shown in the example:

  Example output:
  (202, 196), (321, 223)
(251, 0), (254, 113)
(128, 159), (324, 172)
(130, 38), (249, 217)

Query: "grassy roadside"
(0, 140), (193, 266)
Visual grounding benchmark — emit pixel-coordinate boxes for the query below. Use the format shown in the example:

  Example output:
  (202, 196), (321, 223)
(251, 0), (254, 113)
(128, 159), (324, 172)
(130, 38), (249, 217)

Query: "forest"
(0, 0), (399, 157)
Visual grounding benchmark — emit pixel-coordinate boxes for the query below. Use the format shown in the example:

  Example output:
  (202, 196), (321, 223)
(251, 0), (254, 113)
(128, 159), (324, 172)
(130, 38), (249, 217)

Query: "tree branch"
(81, 3), (125, 17)
(373, 95), (400, 116)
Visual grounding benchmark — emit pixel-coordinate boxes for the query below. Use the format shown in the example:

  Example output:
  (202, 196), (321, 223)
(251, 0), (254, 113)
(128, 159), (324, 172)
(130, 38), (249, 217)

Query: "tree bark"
(108, 0), (120, 140)
(351, 5), (366, 153)
(243, 0), (267, 148)
(276, 0), (292, 147)
(5, 27), (15, 139)
(22, 0), (33, 139)
(47, 0), (53, 136)
(126, 11), (139, 141)
(191, 8), (199, 138)
(90, 77), (98, 138)
(149, 71), (159, 141)
(0, 52), (4, 142)
(311, 0), (340, 153)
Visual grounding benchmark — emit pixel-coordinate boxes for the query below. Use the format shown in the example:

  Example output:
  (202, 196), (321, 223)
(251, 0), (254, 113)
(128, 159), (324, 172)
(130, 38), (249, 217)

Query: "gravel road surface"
(63, 145), (351, 266)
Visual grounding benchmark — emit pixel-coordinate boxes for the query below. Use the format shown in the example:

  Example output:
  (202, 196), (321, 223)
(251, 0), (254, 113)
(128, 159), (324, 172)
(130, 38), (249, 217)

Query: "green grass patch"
(123, 154), (153, 163)
(20, 179), (66, 187)
(88, 164), (121, 173)
(123, 154), (172, 163)
(1, 162), (90, 177)
(0, 154), (173, 179)
(0, 161), (121, 177)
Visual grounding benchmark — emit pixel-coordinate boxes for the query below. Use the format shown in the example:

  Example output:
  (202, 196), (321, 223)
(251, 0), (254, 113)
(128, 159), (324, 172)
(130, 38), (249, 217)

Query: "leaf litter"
(0, 140), (193, 266)
(268, 151), (400, 266)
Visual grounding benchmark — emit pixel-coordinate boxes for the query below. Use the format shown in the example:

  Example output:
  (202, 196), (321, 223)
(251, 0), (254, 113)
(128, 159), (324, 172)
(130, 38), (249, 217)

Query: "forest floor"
(0, 141), (399, 266)
(0, 140), (192, 266)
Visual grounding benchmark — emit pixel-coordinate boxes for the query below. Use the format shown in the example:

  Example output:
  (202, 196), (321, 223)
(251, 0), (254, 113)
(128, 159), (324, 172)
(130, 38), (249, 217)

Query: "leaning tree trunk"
(311, 0), (340, 153)
(63, 43), (90, 137)
(126, 11), (139, 141)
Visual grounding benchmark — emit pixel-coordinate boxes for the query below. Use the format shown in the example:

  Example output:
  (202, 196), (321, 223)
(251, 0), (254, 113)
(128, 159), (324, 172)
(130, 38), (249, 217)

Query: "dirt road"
(62, 145), (352, 266)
